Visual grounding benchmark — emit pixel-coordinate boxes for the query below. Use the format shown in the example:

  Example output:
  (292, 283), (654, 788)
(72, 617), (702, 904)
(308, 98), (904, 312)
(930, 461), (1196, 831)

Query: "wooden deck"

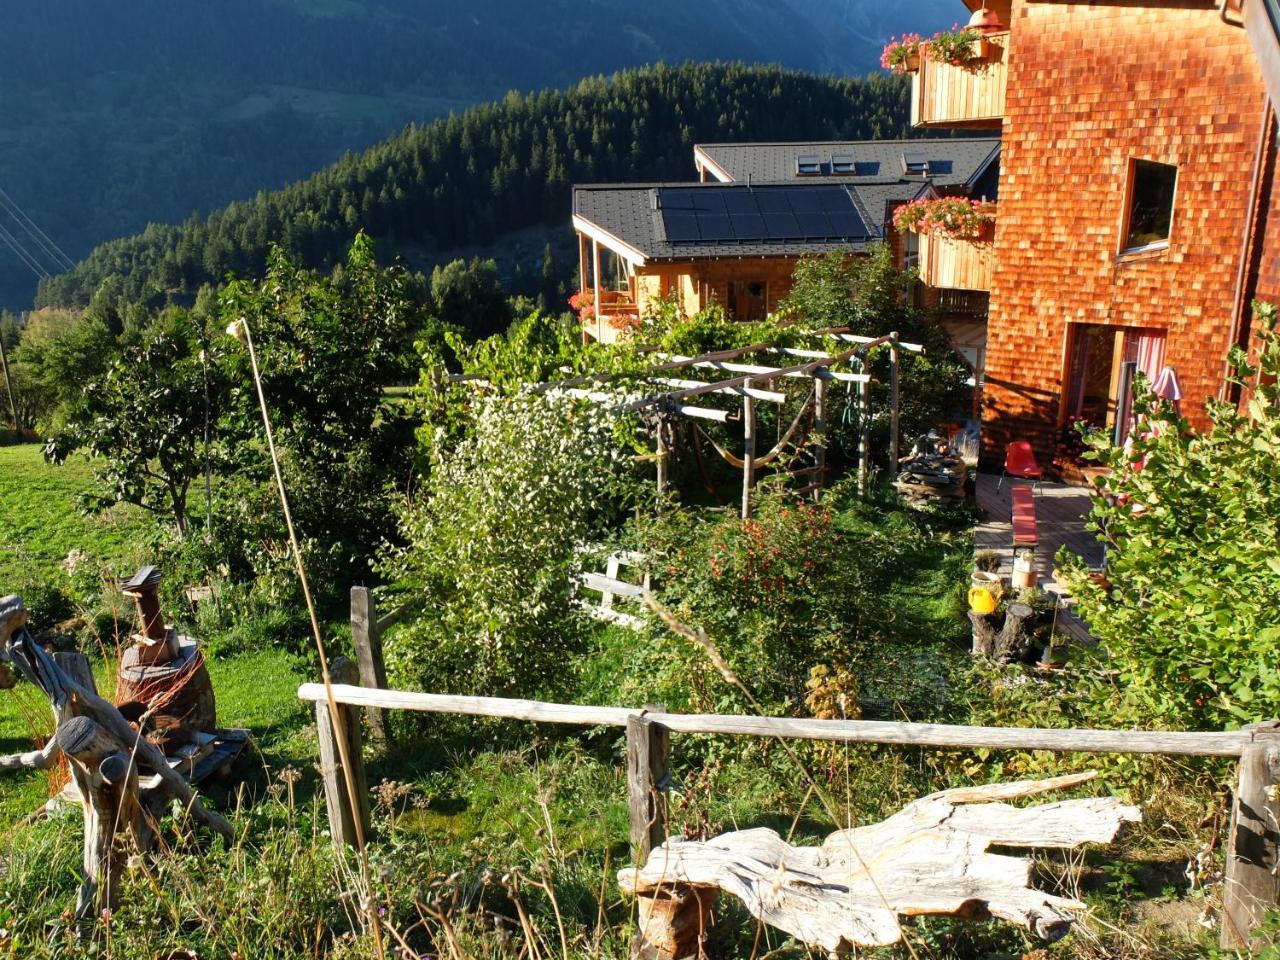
(974, 472), (1105, 644)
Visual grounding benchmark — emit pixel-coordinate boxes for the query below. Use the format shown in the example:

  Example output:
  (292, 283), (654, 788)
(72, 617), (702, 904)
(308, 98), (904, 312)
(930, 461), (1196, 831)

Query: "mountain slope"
(0, 1), (954, 310)
(36, 64), (912, 310)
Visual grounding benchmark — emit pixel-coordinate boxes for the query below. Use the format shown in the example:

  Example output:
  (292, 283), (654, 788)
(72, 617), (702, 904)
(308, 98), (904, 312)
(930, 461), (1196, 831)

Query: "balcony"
(918, 231), (994, 292)
(574, 289), (641, 344)
(910, 32), (1009, 129)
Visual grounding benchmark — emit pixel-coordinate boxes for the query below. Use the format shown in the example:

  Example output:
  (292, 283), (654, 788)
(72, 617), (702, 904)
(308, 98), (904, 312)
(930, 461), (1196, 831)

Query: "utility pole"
(0, 315), (18, 432)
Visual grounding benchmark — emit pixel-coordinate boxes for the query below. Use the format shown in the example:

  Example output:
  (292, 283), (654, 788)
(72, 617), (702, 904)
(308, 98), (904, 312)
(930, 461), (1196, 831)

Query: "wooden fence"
(298, 664), (1280, 951)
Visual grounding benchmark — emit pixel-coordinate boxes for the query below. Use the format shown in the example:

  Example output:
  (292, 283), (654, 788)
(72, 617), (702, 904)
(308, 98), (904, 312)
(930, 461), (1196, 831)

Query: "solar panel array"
(658, 186), (872, 245)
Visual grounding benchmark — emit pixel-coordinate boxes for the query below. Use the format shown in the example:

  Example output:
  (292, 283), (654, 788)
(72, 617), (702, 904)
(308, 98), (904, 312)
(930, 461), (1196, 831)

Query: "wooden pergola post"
(1221, 722), (1280, 951)
(741, 381), (756, 519)
(655, 419), (669, 500)
(857, 358), (870, 499)
(889, 333), (901, 471)
(592, 238), (603, 343)
(812, 372), (827, 502)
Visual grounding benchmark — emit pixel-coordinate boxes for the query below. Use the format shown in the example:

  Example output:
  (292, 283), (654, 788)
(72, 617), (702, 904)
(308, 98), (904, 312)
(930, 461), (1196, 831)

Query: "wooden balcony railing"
(910, 33), (1009, 129)
(918, 232), (995, 292)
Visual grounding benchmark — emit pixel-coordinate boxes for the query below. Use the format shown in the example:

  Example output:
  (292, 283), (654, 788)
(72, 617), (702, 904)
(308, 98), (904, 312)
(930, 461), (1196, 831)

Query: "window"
(1123, 159), (1177, 251)
(796, 155), (822, 176)
(1064, 324), (1166, 442)
(902, 151), (928, 175)
(831, 154), (856, 174)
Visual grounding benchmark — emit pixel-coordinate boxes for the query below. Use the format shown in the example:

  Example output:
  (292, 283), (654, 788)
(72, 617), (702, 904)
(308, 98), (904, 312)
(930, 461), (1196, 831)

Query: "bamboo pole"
(890, 334), (901, 470)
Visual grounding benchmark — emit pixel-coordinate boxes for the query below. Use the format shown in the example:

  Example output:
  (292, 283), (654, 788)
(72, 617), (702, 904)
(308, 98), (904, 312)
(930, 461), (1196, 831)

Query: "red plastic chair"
(996, 440), (1043, 494)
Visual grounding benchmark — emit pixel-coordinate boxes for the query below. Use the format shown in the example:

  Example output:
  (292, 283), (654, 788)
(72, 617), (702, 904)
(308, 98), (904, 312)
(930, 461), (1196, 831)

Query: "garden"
(0, 239), (1278, 958)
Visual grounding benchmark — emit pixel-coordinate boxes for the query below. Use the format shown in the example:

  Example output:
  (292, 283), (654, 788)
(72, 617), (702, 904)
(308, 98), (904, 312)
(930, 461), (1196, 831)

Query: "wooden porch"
(910, 32), (1009, 129)
(974, 472), (1104, 643)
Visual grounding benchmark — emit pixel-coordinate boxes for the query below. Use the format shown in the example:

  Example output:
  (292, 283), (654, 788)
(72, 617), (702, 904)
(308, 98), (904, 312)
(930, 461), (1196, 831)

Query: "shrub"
(1056, 302), (1280, 730)
(380, 391), (644, 698)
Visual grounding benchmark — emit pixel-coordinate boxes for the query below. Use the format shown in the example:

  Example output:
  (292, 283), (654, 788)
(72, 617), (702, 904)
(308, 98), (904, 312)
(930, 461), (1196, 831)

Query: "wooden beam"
(858, 363), (870, 498)
(813, 374), (827, 502)
(295, 684), (1257, 757)
(648, 377), (786, 403)
(890, 334), (901, 470)
(655, 353), (869, 384)
(592, 238), (603, 343)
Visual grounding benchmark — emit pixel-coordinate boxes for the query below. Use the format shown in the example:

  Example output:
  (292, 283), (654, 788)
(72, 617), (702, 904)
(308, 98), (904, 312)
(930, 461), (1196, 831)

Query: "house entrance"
(1063, 324), (1166, 441)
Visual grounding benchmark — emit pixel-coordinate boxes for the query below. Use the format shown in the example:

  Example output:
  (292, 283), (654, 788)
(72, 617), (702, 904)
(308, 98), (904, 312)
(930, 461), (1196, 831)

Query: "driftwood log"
(619, 771), (1141, 955)
(0, 595), (234, 921)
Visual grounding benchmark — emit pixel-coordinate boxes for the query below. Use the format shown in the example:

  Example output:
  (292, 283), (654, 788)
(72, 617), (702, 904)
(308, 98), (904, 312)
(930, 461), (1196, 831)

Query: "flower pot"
(969, 570), (1003, 614)
(904, 53), (921, 72)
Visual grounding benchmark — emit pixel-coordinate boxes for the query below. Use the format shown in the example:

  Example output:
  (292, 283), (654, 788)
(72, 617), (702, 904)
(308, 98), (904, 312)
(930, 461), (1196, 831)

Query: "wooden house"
(897, 0), (1280, 465)
(571, 139), (1000, 343)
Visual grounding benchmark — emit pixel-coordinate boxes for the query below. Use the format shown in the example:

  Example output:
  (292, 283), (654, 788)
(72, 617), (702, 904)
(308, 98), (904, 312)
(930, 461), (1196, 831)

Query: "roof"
(694, 138), (1001, 192)
(573, 180), (931, 264)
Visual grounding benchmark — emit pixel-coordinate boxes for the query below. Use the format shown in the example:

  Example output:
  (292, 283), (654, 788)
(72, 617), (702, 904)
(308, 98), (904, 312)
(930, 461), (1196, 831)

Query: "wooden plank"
(295, 685), (1254, 757)
(889, 337), (900, 469)
(1221, 726), (1280, 950)
(813, 374), (827, 502)
(648, 377), (786, 403)
(656, 352), (870, 384)
(627, 709), (670, 863)
(314, 658), (371, 851)
(350, 586), (389, 743)
(580, 571), (646, 599)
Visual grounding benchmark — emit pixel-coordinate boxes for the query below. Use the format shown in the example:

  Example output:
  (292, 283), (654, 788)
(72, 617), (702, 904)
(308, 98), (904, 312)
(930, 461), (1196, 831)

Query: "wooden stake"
(627, 707), (670, 864)
(592, 238), (603, 343)
(1222, 725), (1280, 951)
(655, 421), (668, 500)
(741, 383), (756, 519)
(316, 658), (371, 851)
(350, 587), (388, 743)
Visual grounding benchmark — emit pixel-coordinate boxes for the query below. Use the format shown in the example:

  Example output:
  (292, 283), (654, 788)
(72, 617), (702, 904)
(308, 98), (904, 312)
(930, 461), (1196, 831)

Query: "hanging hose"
(694, 387), (815, 468)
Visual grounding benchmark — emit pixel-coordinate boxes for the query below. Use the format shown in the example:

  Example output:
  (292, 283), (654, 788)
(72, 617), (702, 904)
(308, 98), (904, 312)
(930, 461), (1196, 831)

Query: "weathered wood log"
(627, 708), (669, 863)
(968, 610), (999, 657)
(351, 586), (390, 743)
(1222, 724), (1280, 951)
(56, 716), (152, 923)
(995, 602), (1034, 662)
(619, 772), (1141, 953)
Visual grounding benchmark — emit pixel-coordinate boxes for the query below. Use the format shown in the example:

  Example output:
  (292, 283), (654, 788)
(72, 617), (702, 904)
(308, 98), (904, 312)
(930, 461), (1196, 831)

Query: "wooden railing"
(919, 231), (996, 292)
(297, 674), (1280, 949)
(911, 33), (1009, 129)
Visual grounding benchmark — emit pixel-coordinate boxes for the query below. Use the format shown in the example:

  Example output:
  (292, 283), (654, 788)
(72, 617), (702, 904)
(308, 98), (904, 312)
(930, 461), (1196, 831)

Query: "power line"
(0, 219), (50, 280)
(0, 186), (75, 272)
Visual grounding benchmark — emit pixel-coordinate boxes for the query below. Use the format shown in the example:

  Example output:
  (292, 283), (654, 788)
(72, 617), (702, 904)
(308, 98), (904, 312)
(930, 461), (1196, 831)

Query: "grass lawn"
(0, 443), (151, 588)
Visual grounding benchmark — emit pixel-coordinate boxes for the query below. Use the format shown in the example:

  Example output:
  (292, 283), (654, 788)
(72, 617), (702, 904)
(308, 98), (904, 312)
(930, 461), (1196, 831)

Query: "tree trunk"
(995, 602), (1035, 662)
(968, 610), (1000, 658)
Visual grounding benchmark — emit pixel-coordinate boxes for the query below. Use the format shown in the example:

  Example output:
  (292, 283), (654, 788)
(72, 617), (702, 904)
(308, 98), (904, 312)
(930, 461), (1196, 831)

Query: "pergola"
(539, 329), (924, 518)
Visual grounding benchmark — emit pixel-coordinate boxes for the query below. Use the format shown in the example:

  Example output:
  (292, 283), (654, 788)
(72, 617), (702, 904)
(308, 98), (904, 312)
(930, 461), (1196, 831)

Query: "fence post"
(627, 706), (669, 864)
(889, 334), (901, 471)
(350, 586), (389, 743)
(1221, 722), (1280, 951)
(315, 657), (371, 851)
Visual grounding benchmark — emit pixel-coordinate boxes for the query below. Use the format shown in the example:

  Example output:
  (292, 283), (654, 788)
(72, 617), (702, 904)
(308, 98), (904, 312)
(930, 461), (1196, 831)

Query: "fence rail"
(302, 653), (1280, 951)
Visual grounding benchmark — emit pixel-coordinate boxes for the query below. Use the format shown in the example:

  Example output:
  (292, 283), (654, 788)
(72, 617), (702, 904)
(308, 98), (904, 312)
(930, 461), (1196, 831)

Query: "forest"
(33, 64), (913, 310)
(0, 0), (955, 311)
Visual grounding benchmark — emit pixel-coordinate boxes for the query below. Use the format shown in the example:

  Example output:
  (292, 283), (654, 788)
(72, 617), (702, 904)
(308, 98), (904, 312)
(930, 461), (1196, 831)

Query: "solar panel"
(763, 212), (801, 239)
(699, 214), (734, 241)
(663, 212), (700, 242)
(657, 186), (870, 245)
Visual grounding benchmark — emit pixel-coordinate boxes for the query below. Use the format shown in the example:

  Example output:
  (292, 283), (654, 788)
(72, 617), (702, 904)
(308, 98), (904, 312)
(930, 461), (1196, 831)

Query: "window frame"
(1119, 157), (1178, 256)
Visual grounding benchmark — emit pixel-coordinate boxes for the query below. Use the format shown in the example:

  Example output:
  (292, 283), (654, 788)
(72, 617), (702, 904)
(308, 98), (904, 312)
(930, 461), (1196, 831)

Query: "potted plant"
(881, 33), (923, 73)
(923, 26), (990, 67)
(893, 197), (996, 242)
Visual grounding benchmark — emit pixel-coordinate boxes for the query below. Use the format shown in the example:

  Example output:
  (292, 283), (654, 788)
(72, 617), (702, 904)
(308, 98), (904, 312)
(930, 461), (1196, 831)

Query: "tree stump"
(968, 611), (1000, 658)
(995, 602), (1035, 662)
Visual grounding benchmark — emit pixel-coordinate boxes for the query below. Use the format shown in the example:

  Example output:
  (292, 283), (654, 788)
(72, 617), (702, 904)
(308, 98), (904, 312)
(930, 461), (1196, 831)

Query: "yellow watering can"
(968, 586), (999, 615)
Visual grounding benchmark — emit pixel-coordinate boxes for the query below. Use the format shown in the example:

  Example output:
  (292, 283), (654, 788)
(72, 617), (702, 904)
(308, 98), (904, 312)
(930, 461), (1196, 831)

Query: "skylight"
(796, 154), (822, 176)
